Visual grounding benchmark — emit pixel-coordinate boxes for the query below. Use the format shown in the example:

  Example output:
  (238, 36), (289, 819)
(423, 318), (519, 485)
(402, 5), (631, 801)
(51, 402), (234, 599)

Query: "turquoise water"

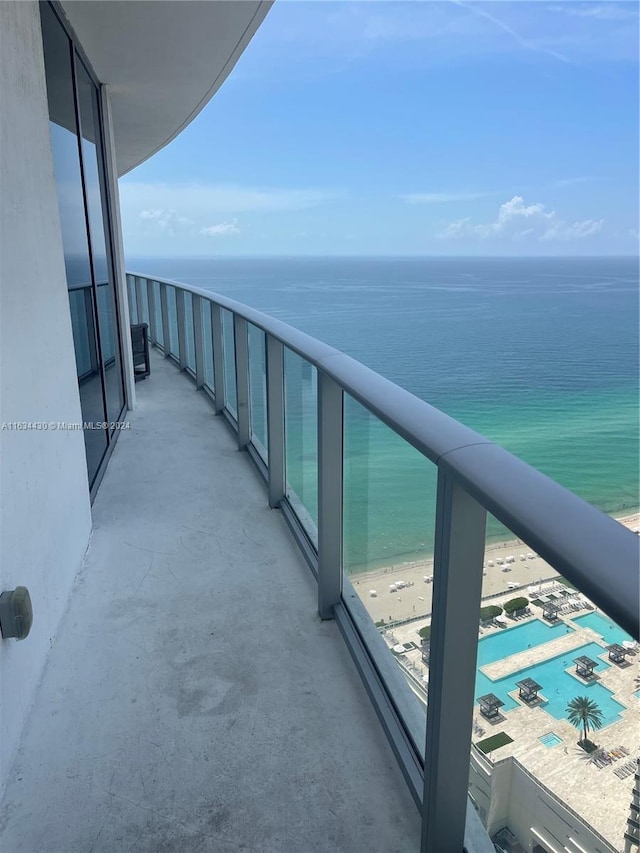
(574, 612), (633, 646)
(130, 256), (639, 569)
(477, 620), (568, 665)
(539, 732), (563, 747)
(476, 641), (625, 726)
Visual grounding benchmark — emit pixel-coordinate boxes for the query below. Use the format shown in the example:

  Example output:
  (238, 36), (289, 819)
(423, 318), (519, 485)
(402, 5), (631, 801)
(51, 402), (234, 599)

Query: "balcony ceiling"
(60, 0), (271, 176)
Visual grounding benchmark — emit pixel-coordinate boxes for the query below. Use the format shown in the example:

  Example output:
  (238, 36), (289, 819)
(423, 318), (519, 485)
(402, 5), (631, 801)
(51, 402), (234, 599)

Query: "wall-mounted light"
(0, 586), (33, 641)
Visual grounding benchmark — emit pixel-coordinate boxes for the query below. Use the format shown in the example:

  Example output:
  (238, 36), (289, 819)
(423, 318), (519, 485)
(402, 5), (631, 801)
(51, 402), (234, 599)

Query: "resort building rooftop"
(388, 603), (640, 850)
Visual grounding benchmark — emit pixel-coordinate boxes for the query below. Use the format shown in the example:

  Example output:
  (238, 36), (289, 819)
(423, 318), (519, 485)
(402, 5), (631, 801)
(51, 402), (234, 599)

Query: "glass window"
(40, 2), (107, 485)
(40, 2), (126, 489)
(76, 58), (125, 429)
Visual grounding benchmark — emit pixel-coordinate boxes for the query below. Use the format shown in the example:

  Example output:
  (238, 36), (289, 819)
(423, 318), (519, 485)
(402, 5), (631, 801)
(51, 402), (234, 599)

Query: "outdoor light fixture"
(0, 586), (33, 641)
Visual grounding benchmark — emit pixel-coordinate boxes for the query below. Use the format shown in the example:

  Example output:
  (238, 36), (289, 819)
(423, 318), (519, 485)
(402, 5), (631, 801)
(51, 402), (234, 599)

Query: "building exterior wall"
(0, 0), (92, 791)
(470, 751), (617, 852)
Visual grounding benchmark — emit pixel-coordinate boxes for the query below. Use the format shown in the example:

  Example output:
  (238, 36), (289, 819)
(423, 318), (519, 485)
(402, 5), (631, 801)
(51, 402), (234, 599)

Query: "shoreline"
(349, 512), (639, 624)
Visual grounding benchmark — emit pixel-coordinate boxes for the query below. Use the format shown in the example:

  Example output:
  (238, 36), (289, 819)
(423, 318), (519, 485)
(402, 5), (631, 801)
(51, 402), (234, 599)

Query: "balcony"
(0, 272), (636, 853)
(0, 351), (421, 853)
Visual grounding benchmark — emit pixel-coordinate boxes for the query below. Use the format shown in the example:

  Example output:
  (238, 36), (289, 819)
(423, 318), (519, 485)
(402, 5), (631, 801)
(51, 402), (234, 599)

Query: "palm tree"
(566, 696), (604, 745)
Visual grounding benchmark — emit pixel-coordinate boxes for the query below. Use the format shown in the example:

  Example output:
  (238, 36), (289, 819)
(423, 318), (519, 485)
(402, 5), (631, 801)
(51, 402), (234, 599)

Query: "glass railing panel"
(248, 324), (268, 462)
(221, 308), (237, 418)
(284, 348), (318, 544)
(138, 277), (149, 326)
(68, 287), (94, 378)
(152, 280), (162, 346)
(166, 285), (178, 358)
(467, 512), (636, 853)
(96, 282), (115, 363)
(201, 299), (214, 391)
(184, 292), (196, 372)
(342, 394), (436, 750)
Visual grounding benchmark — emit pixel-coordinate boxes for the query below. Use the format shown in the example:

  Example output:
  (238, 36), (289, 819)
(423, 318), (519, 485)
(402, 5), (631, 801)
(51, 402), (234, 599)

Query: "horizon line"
(124, 253), (640, 260)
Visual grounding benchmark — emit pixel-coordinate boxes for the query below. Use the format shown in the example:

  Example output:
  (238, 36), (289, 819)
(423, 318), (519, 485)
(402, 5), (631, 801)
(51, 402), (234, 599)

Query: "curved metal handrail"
(128, 271), (638, 640)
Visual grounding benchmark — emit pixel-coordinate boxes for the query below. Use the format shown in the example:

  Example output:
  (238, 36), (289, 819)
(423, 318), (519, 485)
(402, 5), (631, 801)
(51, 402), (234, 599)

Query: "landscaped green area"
(503, 596), (529, 615)
(480, 604), (503, 622)
(476, 732), (514, 754)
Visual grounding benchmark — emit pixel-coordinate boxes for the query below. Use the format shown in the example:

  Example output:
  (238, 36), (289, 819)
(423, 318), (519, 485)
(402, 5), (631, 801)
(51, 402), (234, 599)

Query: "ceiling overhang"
(59, 0), (272, 176)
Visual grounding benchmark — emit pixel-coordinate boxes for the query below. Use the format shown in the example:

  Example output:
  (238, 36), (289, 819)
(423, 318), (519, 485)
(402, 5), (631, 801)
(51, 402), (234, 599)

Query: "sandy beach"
(350, 513), (639, 625)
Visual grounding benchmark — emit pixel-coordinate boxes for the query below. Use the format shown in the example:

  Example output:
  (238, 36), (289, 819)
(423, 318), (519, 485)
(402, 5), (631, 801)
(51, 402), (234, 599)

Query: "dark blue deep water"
(128, 255), (639, 567)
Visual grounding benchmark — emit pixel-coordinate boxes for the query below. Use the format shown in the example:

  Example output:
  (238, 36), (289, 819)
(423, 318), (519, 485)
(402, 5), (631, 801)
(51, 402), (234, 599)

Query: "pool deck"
(481, 629), (589, 680)
(388, 606), (640, 850)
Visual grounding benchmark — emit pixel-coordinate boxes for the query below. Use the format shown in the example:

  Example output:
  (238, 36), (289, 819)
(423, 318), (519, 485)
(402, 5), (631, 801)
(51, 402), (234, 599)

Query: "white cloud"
(402, 191), (491, 204)
(552, 4), (639, 22)
(121, 182), (343, 245)
(540, 218), (604, 241)
(243, 0), (639, 79)
(438, 196), (604, 243)
(553, 176), (595, 188)
(200, 220), (240, 237)
(439, 217), (473, 239)
(137, 208), (195, 236)
(474, 196), (549, 238)
(451, 0), (573, 64)
(122, 182), (342, 217)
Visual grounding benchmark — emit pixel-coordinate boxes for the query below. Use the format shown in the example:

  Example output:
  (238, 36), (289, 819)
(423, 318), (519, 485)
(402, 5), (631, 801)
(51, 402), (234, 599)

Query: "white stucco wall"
(0, 0), (92, 792)
(469, 751), (617, 853)
(505, 759), (616, 853)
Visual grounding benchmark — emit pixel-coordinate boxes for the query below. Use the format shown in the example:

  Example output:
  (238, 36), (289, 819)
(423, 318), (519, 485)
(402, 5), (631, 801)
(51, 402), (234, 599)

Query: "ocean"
(128, 256), (639, 572)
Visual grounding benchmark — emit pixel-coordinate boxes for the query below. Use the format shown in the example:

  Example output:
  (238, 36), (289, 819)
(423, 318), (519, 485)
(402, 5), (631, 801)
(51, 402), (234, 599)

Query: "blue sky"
(120, 1), (639, 257)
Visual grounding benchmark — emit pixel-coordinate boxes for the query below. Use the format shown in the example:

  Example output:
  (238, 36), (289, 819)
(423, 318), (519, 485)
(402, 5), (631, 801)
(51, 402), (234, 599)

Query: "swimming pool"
(476, 641), (626, 727)
(573, 612), (632, 646)
(539, 732), (562, 747)
(477, 619), (569, 667)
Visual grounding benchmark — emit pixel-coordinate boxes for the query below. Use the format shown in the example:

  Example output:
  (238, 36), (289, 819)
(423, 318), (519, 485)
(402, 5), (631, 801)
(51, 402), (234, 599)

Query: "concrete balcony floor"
(0, 353), (421, 853)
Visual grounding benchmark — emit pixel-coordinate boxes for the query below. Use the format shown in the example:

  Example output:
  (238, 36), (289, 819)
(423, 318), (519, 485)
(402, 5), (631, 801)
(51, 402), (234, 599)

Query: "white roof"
(61, 1), (272, 175)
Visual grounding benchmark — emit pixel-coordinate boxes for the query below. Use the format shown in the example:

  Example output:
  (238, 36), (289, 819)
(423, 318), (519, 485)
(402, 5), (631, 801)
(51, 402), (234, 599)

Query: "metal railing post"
(234, 315), (250, 448)
(146, 279), (157, 345)
(317, 371), (343, 620)
(192, 294), (205, 389)
(159, 283), (170, 357)
(422, 471), (487, 853)
(211, 303), (225, 414)
(81, 286), (99, 376)
(126, 275), (137, 323)
(266, 335), (285, 508)
(176, 289), (187, 370)
(135, 276), (145, 326)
